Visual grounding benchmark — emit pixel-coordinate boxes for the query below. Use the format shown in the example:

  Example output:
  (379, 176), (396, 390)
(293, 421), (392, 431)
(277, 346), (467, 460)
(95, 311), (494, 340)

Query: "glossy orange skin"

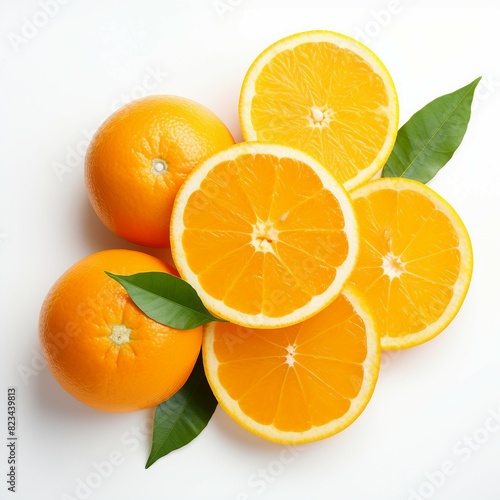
(39, 249), (202, 412)
(85, 95), (234, 247)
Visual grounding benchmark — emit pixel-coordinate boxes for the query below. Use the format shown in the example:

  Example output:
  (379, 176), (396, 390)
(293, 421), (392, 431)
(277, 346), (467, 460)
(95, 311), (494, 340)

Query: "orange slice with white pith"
(239, 30), (399, 191)
(203, 285), (380, 444)
(170, 142), (359, 328)
(349, 177), (473, 349)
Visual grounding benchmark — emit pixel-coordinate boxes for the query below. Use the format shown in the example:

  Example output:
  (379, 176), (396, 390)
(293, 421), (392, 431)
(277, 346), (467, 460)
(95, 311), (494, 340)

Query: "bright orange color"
(85, 95), (234, 247)
(39, 249), (202, 412)
(239, 30), (399, 191)
(203, 286), (380, 444)
(349, 178), (473, 349)
(171, 143), (359, 328)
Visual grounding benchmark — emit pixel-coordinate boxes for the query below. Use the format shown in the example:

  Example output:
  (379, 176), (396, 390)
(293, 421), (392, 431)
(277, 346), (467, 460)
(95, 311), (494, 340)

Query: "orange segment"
(203, 286), (380, 444)
(197, 244), (256, 301)
(278, 229), (348, 267)
(183, 191), (254, 232)
(261, 252), (312, 318)
(239, 31), (399, 190)
(171, 143), (359, 328)
(349, 178), (473, 349)
(200, 161), (257, 224)
(182, 230), (251, 274)
(236, 154), (278, 220)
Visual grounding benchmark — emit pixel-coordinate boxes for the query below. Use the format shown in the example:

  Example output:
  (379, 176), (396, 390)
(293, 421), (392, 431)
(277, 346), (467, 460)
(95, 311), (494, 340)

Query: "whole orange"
(85, 95), (234, 247)
(39, 249), (202, 413)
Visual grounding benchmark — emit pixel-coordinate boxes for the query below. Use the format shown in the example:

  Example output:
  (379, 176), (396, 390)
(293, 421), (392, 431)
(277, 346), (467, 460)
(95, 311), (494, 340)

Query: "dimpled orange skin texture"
(39, 249), (202, 413)
(85, 95), (235, 247)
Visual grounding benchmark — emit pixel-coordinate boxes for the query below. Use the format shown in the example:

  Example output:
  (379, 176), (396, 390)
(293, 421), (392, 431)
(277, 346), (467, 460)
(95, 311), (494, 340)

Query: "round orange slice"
(170, 142), (359, 328)
(203, 285), (380, 444)
(349, 178), (473, 349)
(239, 30), (399, 191)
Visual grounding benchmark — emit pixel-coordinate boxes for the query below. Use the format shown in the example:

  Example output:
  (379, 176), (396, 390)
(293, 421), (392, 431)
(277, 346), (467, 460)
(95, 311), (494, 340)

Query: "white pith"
(308, 105), (333, 128)
(151, 158), (168, 175)
(108, 324), (132, 346)
(382, 252), (405, 280)
(285, 343), (298, 367)
(250, 220), (278, 254)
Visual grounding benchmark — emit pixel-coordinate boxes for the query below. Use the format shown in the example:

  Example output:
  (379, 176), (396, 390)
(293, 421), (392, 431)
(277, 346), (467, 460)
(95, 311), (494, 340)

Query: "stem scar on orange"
(39, 249), (202, 412)
(85, 95), (235, 248)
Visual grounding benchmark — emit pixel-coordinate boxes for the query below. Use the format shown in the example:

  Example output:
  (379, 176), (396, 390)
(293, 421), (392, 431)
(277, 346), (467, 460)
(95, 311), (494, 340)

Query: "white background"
(1, 1), (500, 499)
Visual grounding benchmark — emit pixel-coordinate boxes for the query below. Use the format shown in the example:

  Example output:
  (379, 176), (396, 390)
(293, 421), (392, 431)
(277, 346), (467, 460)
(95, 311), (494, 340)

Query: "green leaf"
(382, 77), (481, 182)
(145, 354), (218, 468)
(105, 271), (225, 330)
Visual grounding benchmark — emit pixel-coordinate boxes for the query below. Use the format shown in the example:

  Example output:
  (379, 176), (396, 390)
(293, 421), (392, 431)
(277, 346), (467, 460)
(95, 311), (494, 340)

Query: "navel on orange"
(239, 30), (399, 190)
(39, 249), (203, 412)
(85, 95), (234, 247)
(203, 286), (380, 444)
(349, 178), (473, 349)
(171, 142), (359, 328)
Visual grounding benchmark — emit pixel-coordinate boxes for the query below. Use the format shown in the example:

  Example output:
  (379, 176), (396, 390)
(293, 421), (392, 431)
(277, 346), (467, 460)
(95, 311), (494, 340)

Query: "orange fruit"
(203, 285), (380, 444)
(239, 30), (399, 190)
(349, 178), (473, 349)
(85, 95), (234, 247)
(39, 249), (202, 412)
(170, 142), (359, 328)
